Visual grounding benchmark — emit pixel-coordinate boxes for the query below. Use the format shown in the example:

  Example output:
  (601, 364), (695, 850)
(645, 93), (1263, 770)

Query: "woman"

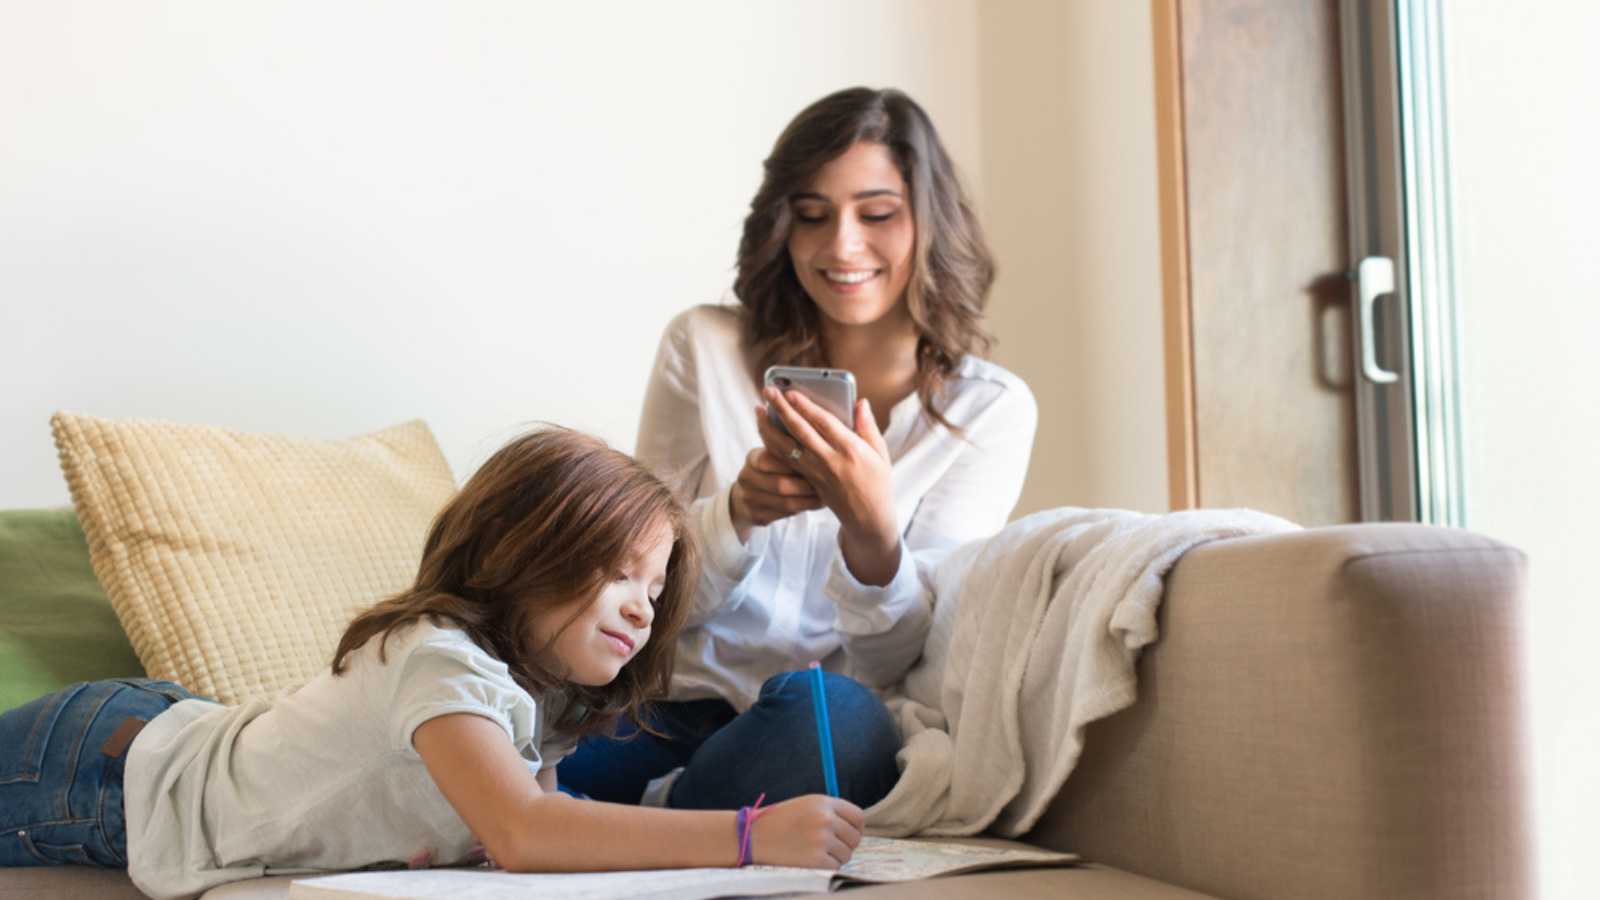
(561, 87), (1037, 812)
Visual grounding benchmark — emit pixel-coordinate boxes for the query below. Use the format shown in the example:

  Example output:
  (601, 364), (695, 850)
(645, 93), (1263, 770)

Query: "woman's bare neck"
(821, 314), (920, 428)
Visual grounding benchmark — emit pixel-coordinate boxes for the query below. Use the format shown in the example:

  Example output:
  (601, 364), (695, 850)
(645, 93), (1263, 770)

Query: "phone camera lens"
(774, 377), (791, 388)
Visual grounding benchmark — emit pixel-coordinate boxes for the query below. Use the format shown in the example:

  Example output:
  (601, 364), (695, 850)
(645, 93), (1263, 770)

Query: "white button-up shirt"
(636, 305), (1038, 710)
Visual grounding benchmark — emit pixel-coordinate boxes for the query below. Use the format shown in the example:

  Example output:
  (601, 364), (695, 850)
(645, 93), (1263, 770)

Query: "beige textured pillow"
(51, 413), (456, 703)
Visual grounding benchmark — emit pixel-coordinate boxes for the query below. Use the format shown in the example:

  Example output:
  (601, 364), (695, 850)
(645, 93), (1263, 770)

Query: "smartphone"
(763, 365), (857, 436)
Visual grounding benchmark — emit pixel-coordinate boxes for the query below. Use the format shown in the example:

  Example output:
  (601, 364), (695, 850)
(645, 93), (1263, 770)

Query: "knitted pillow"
(51, 413), (456, 703)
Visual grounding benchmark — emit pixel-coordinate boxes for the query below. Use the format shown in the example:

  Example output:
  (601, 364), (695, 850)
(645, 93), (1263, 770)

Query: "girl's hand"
(750, 795), (864, 869)
(729, 415), (825, 542)
(760, 387), (900, 586)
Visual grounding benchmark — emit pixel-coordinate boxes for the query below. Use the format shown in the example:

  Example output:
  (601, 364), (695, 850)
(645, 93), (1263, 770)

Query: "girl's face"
(527, 521), (674, 687)
(787, 141), (917, 333)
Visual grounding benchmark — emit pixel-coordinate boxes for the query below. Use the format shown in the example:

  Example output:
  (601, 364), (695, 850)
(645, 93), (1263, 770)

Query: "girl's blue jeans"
(559, 669), (902, 809)
(0, 679), (201, 868)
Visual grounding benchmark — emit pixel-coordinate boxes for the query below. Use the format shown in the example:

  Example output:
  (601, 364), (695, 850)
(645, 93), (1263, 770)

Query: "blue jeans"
(560, 670), (901, 809)
(0, 679), (202, 868)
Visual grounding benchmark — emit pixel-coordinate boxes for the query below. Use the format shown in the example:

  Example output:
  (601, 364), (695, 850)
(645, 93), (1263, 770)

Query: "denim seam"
(16, 829), (92, 866)
(17, 694), (59, 782)
(14, 831), (52, 866)
(116, 678), (192, 705)
(3, 817), (95, 835)
(96, 756), (126, 866)
(59, 688), (118, 820)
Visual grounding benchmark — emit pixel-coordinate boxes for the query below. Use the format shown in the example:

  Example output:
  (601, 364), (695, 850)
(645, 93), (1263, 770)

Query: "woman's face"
(787, 141), (916, 332)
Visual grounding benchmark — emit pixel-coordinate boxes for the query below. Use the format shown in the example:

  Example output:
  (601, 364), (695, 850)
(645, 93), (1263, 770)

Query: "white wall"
(1, 0), (985, 506)
(1447, 5), (1600, 898)
(977, 1), (1168, 516)
(24, 1), (1580, 890)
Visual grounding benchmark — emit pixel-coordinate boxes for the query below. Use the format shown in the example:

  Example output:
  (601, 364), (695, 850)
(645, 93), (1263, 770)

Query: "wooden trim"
(1152, 0), (1198, 510)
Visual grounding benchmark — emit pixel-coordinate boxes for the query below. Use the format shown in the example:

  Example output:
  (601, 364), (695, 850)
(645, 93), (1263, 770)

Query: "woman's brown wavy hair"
(735, 86), (996, 431)
(330, 426), (697, 738)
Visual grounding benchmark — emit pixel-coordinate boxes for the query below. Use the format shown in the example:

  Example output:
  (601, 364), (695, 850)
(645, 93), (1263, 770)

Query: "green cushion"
(0, 508), (144, 711)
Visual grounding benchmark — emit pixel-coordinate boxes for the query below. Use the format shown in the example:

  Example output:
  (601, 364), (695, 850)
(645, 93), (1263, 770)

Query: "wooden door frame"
(1152, 0), (1197, 511)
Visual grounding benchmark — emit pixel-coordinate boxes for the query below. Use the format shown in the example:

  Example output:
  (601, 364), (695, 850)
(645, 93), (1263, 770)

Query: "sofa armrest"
(1026, 524), (1533, 900)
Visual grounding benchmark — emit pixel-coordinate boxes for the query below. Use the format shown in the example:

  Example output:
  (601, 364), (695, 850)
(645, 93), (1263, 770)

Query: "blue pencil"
(808, 661), (840, 797)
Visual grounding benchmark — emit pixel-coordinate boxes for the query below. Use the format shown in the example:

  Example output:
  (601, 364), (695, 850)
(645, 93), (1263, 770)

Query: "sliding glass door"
(1339, 0), (1465, 526)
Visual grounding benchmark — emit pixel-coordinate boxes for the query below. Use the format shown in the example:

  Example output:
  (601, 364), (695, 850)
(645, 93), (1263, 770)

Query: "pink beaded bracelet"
(735, 792), (769, 867)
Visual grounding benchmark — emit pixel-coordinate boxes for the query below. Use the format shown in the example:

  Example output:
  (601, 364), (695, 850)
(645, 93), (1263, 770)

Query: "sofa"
(1, 510), (1533, 900)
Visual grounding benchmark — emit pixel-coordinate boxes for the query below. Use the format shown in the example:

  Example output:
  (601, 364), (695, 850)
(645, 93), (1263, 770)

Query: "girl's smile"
(600, 628), (636, 657)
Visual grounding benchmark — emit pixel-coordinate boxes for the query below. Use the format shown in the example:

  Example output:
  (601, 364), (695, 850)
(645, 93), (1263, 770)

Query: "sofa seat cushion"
(0, 866), (151, 900)
(50, 413), (456, 704)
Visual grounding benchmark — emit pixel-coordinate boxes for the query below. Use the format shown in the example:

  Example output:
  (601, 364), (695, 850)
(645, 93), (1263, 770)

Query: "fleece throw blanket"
(863, 507), (1297, 838)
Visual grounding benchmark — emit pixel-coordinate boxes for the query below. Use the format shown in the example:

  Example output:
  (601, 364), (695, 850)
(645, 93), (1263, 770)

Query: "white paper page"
(288, 836), (1077, 900)
(289, 865), (832, 900)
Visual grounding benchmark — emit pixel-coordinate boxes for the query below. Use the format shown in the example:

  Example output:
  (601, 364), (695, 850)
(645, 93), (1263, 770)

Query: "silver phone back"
(763, 366), (856, 427)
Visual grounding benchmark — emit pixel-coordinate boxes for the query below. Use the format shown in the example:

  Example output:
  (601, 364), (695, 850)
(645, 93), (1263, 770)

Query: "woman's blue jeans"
(560, 670), (902, 809)
(0, 679), (201, 868)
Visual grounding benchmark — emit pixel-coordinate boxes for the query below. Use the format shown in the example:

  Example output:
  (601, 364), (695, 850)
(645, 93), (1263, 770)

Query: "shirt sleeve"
(824, 540), (940, 688)
(388, 633), (540, 765)
(534, 694), (582, 771)
(681, 485), (770, 628)
(825, 376), (1037, 687)
(903, 379), (1039, 552)
(635, 309), (711, 502)
(643, 308), (793, 629)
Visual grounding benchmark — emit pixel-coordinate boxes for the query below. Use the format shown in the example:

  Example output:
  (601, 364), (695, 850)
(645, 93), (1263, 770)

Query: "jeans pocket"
(17, 830), (95, 866)
(0, 684), (83, 786)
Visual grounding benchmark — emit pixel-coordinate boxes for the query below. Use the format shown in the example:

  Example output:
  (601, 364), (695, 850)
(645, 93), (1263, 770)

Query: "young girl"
(0, 427), (863, 900)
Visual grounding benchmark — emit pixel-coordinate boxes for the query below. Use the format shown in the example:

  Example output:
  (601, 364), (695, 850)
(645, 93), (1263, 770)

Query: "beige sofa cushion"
(51, 413), (456, 703)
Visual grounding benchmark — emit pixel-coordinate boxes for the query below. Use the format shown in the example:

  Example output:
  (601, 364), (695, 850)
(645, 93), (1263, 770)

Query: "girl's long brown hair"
(331, 426), (697, 737)
(735, 86), (996, 432)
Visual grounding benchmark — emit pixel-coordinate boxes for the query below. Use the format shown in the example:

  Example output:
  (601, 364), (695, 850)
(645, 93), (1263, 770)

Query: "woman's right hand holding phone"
(749, 795), (864, 869)
(729, 404), (825, 543)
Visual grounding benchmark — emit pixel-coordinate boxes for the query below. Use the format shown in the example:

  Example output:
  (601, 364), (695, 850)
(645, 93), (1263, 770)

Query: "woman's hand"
(759, 387), (901, 586)
(729, 429), (824, 544)
(750, 795), (864, 869)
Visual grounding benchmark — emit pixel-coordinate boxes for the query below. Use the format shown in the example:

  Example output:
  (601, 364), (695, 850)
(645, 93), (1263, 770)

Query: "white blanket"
(863, 507), (1297, 837)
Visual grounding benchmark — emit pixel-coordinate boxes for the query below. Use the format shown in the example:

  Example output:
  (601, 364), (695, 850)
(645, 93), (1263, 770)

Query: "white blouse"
(636, 304), (1038, 710)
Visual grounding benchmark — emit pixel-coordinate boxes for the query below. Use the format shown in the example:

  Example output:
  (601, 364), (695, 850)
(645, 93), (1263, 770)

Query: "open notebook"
(288, 836), (1078, 900)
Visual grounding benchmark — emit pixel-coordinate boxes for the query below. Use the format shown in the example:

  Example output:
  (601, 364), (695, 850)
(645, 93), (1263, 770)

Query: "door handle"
(1356, 256), (1399, 384)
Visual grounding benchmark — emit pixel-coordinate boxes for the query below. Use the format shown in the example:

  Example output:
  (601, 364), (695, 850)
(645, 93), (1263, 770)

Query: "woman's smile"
(820, 267), (883, 292)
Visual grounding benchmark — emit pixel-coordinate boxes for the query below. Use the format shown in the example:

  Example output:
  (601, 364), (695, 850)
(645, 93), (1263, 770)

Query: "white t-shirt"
(637, 305), (1038, 709)
(123, 621), (577, 900)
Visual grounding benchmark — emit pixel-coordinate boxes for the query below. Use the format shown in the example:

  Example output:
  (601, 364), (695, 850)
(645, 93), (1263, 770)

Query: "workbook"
(288, 836), (1079, 899)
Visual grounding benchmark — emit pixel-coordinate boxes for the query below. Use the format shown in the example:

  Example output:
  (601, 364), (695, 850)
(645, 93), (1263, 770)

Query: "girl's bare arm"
(413, 713), (862, 872)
